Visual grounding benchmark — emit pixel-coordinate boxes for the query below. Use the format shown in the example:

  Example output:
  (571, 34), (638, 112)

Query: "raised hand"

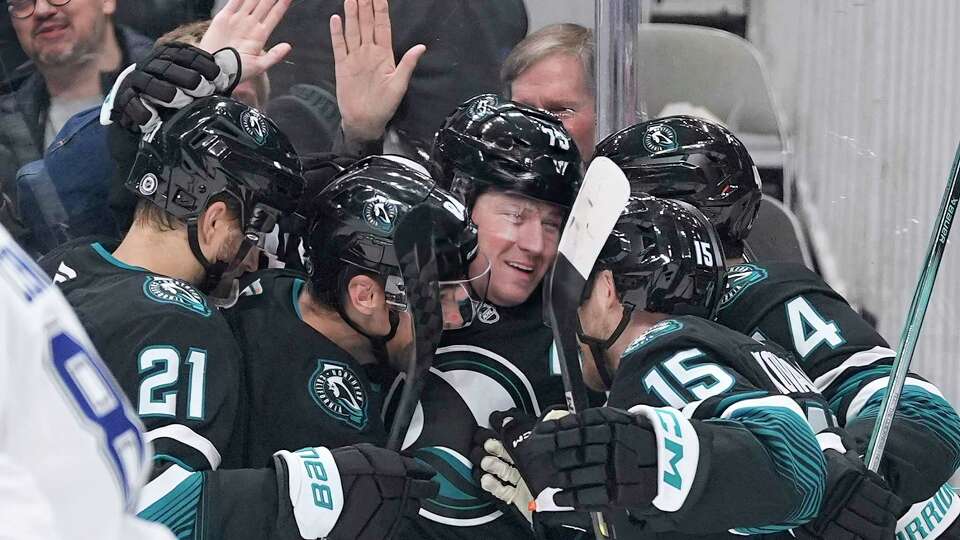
(200, 0), (293, 83)
(330, 0), (426, 144)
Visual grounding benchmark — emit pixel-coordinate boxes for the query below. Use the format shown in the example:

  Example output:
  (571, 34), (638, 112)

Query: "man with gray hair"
(502, 22), (596, 159)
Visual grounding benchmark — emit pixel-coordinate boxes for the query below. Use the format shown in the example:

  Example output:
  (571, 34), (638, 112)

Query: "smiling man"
(384, 94), (584, 540)
(0, 0), (151, 239)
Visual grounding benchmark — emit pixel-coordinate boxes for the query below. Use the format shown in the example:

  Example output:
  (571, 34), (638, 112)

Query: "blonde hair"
(501, 23), (595, 97)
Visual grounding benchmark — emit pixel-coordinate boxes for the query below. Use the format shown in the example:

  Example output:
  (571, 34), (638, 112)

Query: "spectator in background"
(0, 0), (152, 240)
(502, 23), (596, 159)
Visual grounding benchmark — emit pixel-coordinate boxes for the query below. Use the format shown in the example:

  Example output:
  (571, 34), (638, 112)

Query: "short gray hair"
(501, 23), (595, 97)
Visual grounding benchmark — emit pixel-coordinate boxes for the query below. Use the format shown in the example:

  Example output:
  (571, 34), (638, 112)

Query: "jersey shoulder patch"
(718, 263), (769, 310)
(141, 275), (211, 317)
(622, 319), (685, 357)
(309, 359), (369, 430)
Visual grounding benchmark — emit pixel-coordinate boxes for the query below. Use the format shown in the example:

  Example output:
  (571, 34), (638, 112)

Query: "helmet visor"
(383, 254), (492, 330)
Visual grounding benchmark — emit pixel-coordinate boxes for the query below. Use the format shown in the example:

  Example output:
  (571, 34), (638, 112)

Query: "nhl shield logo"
(240, 109), (269, 145)
(142, 276), (211, 317)
(309, 360), (368, 430)
(643, 124), (679, 153)
(363, 196), (399, 233)
(477, 303), (500, 324)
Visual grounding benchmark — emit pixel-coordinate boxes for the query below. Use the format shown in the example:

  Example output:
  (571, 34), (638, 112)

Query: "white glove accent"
(101, 63), (137, 126)
(479, 438), (533, 523)
(628, 405), (700, 512)
(211, 48), (241, 93)
(274, 447), (344, 539)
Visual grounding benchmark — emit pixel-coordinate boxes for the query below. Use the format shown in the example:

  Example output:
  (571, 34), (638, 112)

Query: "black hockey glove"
(273, 443), (438, 540)
(529, 407), (660, 511)
(101, 42), (241, 134)
(793, 430), (903, 540)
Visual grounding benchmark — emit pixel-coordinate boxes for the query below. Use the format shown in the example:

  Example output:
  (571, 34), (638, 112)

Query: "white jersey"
(0, 225), (174, 540)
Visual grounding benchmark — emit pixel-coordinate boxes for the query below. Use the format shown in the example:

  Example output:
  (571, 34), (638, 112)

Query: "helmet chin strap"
(188, 218), (260, 295)
(335, 303), (400, 364)
(576, 302), (635, 390)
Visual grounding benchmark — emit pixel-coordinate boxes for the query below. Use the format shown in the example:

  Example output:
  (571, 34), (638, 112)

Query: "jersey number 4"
(138, 346), (208, 420)
(785, 296), (845, 359)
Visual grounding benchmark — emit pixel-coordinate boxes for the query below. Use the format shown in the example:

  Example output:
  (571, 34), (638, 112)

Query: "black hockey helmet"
(578, 195), (727, 388)
(594, 115), (761, 253)
(126, 95), (305, 291)
(431, 94), (584, 210)
(307, 155), (486, 334)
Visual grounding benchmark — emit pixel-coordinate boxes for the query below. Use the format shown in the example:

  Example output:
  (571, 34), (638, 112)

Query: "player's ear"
(346, 274), (380, 315)
(599, 270), (619, 307)
(198, 201), (232, 251)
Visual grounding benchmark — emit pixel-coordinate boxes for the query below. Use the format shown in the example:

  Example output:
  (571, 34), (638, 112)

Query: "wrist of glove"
(101, 42), (241, 134)
(274, 443), (438, 540)
(793, 429), (903, 540)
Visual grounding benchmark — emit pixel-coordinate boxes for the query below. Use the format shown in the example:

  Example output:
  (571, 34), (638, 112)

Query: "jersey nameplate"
(623, 319), (684, 357)
(718, 263), (769, 310)
(309, 360), (368, 430)
(142, 276), (211, 317)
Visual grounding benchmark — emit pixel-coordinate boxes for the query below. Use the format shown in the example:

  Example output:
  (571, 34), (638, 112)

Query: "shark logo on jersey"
(643, 124), (679, 153)
(310, 360), (368, 430)
(623, 319), (684, 356)
(718, 263), (769, 310)
(383, 344), (540, 527)
(142, 276), (211, 317)
(363, 196), (399, 234)
(240, 108), (269, 145)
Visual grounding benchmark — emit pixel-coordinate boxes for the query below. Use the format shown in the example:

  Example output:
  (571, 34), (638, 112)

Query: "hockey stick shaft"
(864, 139), (960, 472)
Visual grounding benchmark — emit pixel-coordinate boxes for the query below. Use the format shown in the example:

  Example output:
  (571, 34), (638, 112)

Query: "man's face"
(576, 273), (615, 391)
(469, 190), (563, 307)
(511, 53), (596, 160)
(10, 0), (115, 68)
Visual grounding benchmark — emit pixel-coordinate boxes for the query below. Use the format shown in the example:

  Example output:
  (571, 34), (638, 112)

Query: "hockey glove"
(471, 408), (572, 523)
(101, 42), (241, 134)
(529, 407), (662, 511)
(273, 443), (438, 540)
(793, 430), (903, 540)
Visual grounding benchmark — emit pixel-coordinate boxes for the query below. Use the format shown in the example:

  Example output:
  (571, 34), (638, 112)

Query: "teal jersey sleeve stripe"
(857, 385), (960, 473)
(138, 471), (203, 540)
(726, 406), (826, 534)
(825, 366), (891, 409)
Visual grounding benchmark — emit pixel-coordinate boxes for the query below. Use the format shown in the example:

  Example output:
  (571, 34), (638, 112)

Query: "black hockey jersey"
(608, 315), (828, 536)
(385, 289), (575, 539)
(716, 262), (960, 503)
(225, 269), (388, 467)
(47, 243), (303, 540)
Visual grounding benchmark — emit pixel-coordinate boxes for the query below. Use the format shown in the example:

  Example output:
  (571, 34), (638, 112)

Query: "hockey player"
(479, 196), (835, 536)
(226, 154), (488, 468)
(0, 223), (174, 540)
(379, 93), (584, 539)
(596, 115), (960, 538)
(45, 96), (437, 540)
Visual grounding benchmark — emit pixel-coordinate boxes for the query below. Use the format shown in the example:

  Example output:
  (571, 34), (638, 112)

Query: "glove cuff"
(212, 47), (242, 96)
(273, 447), (343, 539)
(628, 405), (700, 512)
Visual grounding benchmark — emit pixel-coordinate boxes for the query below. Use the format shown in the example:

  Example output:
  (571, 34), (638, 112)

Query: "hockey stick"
(544, 156), (631, 539)
(864, 140), (960, 472)
(386, 204), (444, 452)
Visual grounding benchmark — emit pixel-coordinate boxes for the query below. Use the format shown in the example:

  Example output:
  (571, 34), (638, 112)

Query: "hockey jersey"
(225, 269), (388, 467)
(608, 315), (828, 536)
(385, 289), (578, 539)
(0, 226), (173, 540)
(45, 242), (299, 540)
(716, 262), (960, 505)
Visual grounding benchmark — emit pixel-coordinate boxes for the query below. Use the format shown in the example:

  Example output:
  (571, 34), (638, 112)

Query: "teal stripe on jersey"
(826, 366), (891, 409)
(857, 385), (960, 473)
(726, 406), (826, 534)
(138, 471), (203, 539)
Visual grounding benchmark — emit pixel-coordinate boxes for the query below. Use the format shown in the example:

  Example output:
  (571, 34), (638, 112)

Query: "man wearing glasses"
(0, 0), (151, 241)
